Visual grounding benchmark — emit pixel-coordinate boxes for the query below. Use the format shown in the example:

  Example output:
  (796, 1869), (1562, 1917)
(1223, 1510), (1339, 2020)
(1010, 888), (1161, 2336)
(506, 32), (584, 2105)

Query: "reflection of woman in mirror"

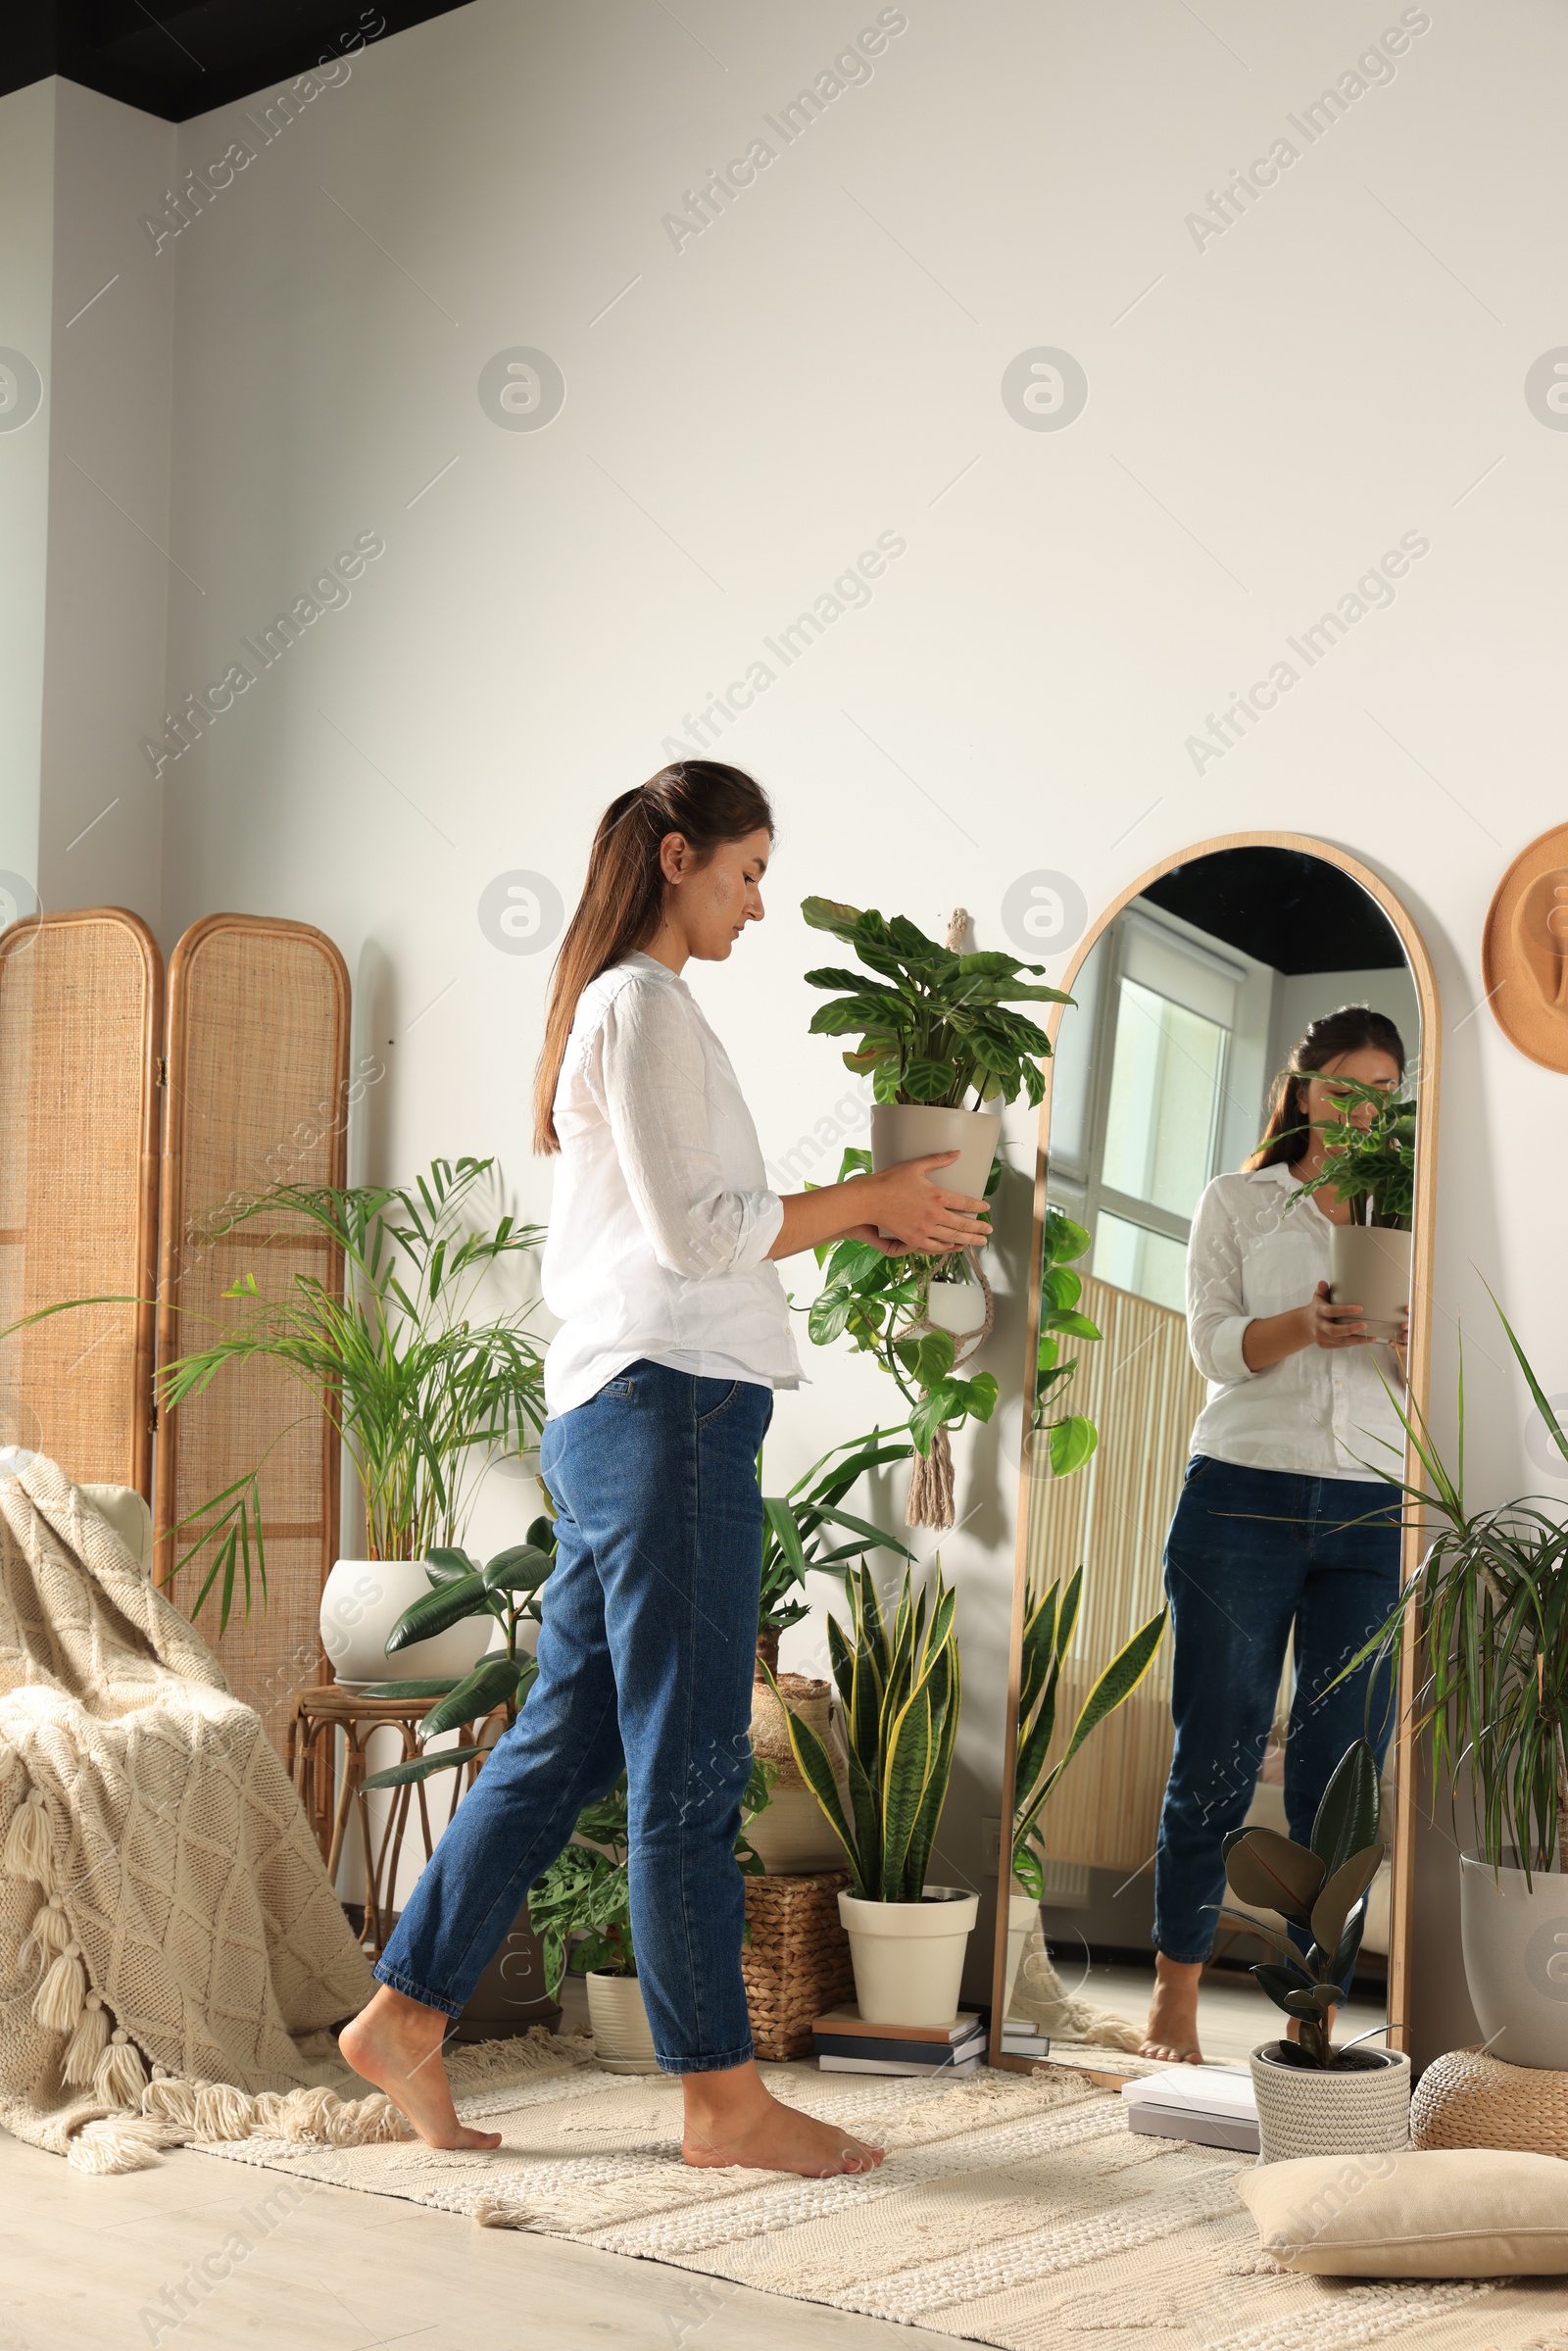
(1141, 1005), (1406, 2064)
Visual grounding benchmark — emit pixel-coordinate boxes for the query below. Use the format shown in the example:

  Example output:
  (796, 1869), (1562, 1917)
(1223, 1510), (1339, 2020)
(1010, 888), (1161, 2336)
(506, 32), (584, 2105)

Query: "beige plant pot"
(749, 1673), (850, 1873)
(838, 1886), (979, 2027)
(585, 1971), (661, 2073)
(319, 1559), (493, 1687)
(1327, 1224), (1412, 1345)
(745, 1788), (848, 1875)
(1249, 2042), (1410, 2164)
(1460, 1853), (1568, 2070)
(869, 1103), (1001, 1238)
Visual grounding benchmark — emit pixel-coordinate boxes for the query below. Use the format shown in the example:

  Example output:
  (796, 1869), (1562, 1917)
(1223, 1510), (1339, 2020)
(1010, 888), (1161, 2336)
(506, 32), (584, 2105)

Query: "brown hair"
(1247, 1004), (1407, 1171)
(532, 760), (774, 1153)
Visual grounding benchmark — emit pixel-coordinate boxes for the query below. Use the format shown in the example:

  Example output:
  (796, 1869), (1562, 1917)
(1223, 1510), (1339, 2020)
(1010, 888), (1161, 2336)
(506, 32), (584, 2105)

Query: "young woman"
(1140, 1005), (1408, 2065)
(343, 760), (989, 2175)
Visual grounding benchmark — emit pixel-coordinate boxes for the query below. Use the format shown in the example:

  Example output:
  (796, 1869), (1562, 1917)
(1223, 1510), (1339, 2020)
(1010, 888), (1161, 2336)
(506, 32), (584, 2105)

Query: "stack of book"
(1120, 2063), (1260, 2153)
(1000, 2018), (1051, 2060)
(812, 2008), (986, 2076)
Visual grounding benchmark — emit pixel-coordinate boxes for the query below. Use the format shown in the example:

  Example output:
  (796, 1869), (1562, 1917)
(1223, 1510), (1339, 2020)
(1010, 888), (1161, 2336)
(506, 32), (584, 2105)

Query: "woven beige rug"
(190, 2051), (1568, 2348)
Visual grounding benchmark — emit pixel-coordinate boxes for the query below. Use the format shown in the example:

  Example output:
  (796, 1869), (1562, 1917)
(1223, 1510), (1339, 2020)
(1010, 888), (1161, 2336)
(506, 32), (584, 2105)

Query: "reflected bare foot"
(340, 1986), (503, 2151)
(1139, 1953), (1205, 2064)
(683, 2059), (885, 2177)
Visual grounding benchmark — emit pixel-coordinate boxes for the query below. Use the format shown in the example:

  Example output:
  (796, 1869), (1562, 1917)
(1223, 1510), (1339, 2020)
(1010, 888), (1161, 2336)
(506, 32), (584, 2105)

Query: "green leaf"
(423, 1547), (476, 1583)
(762, 1495), (810, 1589)
(1047, 1415), (1098, 1477)
(808, 1284), (856, 1346)
(800, 896), (865, 941)
(1045, 1310), (1102, 1342)
(1309, 1840), (1385, 1957)
(1043, 1211), (1092, 1267)
(1041, 1267), (1081, 1313)
(481, 1543), (555, 1592)
(1223, 1828), (1325, 1926)
(384, 1571), (487, 1653)
(362, 1740), (500, 1791)
(901, 1056), (957, 1103)
(420, 1652), (527, 1737)
(895, 1328), (956, 1387)
(1309, 1739), (1381, 1879)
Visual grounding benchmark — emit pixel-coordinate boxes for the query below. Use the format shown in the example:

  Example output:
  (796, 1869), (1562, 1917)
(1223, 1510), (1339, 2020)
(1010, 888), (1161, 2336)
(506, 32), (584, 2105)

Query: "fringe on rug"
(471, 2194), (537, 2229)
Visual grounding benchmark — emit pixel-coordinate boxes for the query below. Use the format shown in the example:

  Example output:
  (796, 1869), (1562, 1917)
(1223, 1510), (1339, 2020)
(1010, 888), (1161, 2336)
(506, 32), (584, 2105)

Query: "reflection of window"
(1102, 981), (1227, 1220)
(1093, 1213), (1189, 1314)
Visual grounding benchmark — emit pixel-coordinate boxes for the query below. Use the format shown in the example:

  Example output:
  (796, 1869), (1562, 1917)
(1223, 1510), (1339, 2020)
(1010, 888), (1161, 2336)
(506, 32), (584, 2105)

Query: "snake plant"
(762, 1558), (959, 1902)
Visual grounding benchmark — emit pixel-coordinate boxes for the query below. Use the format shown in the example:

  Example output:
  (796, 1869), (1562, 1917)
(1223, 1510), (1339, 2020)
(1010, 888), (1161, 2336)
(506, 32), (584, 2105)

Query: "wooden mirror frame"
(987, 831), (1441, 2081)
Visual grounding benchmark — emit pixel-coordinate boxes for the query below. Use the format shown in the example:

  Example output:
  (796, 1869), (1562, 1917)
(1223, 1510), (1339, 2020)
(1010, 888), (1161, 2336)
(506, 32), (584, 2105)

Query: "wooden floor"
(0, 2123), (957, 2351)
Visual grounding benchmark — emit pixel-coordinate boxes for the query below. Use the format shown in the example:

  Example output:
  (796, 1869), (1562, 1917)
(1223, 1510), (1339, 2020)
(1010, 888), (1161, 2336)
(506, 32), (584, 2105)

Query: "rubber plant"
(1010, 1568), (1167, 1899)
(1219, 1738), (1385, 2069)
(1283, 1075), (1416, 1230)
(761, 1556), (958, 1902)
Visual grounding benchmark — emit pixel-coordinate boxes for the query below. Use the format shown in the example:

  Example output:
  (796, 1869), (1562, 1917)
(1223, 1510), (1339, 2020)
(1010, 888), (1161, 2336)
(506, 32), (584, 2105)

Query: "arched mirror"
(989, 834), (1439, 2090)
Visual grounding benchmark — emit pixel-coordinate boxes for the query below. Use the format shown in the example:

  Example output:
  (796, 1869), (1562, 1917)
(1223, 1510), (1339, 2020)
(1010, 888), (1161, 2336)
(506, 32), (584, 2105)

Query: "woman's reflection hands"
(1302, 1279), (1375, 1350)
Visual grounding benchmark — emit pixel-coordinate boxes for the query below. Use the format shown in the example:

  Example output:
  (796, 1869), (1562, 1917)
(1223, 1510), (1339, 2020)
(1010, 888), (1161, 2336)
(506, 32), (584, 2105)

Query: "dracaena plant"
(762, 1557), (959, 1902)
(1284, 1075), (1417, 1231)
(1030, 1207), (1102, 1477)
(801, 897), (1070, 1108)
(1011, 1568), (1166, 1899)
(757, 1430), (914, 1668)
(806, 1147), (1000, 1458)
(1219, 1738), (1385, 2069)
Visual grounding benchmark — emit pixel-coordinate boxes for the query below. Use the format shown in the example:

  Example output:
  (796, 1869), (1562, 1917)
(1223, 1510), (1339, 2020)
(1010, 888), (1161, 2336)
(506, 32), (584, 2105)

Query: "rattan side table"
(286, 1685), (507, 1958)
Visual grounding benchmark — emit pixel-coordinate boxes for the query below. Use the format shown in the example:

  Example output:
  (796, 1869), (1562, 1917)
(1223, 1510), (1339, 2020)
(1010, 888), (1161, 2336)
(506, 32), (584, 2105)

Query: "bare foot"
(1139, 1953), (1205, 2064)
(682, 2060), (885, 2178)
(339, 1986), (503, 2151)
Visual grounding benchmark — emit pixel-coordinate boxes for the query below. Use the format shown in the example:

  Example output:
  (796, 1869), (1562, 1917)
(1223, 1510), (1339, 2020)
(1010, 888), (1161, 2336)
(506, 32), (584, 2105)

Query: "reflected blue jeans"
(1152, 1455), (1400, 1966)
(373, 1360), (773, 2073)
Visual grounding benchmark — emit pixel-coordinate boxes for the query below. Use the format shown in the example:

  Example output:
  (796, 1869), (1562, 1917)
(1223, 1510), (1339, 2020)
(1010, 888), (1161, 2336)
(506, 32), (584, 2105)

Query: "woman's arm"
(1240, 1281), (1374, 1370)
(765, 1152), (990, 1262)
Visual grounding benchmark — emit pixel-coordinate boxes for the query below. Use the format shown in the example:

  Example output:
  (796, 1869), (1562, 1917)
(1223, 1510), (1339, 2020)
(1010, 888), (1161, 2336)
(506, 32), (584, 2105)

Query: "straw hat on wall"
(1483, 823), (1568, 1072)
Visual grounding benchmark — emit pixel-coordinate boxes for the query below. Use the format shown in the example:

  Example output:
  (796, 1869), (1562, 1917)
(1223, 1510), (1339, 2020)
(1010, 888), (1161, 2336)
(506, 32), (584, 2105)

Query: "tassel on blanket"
(18, 1890), (73, 1973)
(94, 2027), (149, 2109)
(2, 1787), (53, 1887)
(62, 1989), (113, 2087)
(32, 1940), (85, 2034)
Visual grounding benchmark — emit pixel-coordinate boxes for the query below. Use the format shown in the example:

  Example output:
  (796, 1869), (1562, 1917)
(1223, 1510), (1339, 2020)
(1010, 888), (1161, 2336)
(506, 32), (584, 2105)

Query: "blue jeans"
(1152, 1455), (1400, 1965)
(373, 1361), (773, 2073)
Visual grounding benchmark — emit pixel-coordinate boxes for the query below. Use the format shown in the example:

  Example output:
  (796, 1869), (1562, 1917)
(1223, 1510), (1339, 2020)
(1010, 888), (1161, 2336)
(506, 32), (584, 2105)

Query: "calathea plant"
(1285, 1076), (1416, 1230)
(800, 898), (1069, 1107)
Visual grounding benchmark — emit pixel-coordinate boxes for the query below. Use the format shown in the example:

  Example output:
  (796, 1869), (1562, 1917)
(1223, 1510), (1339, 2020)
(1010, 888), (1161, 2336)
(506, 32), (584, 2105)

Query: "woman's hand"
(766, 1151), (990, 1262)
(1301, 1279), (1374, 1350)
(1240, 1281), (1373, 1370)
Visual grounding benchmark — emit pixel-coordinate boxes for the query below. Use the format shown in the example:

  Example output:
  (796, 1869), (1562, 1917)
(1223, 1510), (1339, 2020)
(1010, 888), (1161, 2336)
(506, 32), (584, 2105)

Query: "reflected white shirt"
(1185, 1164), (1404, 1484)
(541, 953), (803, 1417)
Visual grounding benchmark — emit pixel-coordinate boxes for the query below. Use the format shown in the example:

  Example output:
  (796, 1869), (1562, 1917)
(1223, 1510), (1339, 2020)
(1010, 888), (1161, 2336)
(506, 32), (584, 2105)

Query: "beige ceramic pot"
(869, 1104), (1001, 1237)
(749, 1673), (849, 1874)
(838, 1886), (979, 2027)
(585, 1971), (660, 2073)
(1460, 1854), (1568, 2069)
(1327, 1224), (1412, 1345)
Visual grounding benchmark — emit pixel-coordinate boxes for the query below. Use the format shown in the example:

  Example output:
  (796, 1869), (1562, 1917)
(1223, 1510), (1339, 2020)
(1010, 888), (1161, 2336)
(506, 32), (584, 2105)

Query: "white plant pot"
(318, 1558), (492, 1688)
(585, 1970), (661, 2073)
(869, 1103), (1001, 1240)
(1460, 1853), (1568, 2069)
(1326, 1224), (1412, 1344)
(746, 1788), (850, 1876)
(838, 1886), (979, 2027)
(1004, 1889), (1040, 2017)
(1249, 2042), (1411, 2165)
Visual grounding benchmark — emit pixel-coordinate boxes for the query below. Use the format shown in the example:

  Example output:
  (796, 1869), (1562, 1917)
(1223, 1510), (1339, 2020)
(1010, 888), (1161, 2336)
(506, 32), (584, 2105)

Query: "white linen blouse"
(1184, 1162), (1405, 1485)
(541, 952), (804, 1417)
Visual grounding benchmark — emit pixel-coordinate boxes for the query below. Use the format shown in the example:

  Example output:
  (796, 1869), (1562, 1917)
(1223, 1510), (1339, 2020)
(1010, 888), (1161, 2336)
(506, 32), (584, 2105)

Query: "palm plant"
(156, 1156), (548, 1626)
(1010, 1568), (1167, 1898)
(757, 1430), (914, 1668)
(1285, 1075), (1416, 1230)
(1219, 1739), (1385, 2069)
(1348, 1300), (1568, 1881)
(801, 898), (1070, 1108)
(762, 1558), (959, 1902)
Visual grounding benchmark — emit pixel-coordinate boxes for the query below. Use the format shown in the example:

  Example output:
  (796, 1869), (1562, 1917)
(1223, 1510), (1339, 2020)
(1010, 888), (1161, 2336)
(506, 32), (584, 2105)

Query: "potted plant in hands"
(764, 1558), (971, 2026)
(1286, 1075), (1417, 1344)
(750, 1432), (913, 1875)
(801, 896), (1070, 1205)
(1005, 1569), (1167, 2014)
(1349, 1302), (1568, 2067)
(154, 1156), (549, 1670)
(1219, 1738), (1408, 2162)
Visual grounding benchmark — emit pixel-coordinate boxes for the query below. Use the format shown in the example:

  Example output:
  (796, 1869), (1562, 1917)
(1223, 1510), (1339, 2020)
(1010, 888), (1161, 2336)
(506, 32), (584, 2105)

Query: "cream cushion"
(1235, 2148), (1568, 2276)
(78, 1482), (155, 1573)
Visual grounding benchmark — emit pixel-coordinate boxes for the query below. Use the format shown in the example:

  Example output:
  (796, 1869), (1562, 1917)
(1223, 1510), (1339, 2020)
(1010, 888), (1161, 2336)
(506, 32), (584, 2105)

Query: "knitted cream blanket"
(0, 1455), (406, 2174)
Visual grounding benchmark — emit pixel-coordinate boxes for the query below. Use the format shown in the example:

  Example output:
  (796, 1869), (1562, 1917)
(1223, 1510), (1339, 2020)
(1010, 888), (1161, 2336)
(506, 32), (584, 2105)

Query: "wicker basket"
(742, 1869), (855, 2060)
(1411, 2045), (1568, 2158)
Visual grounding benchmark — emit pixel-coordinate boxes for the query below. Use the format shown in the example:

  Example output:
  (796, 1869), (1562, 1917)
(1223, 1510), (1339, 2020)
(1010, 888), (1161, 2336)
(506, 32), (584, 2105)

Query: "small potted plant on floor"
(802, 897), (1069, 1205)
(764, 1558), (972, 2027)
(1285, 1075), (1416, 1343)
(1220, 1738), (1409, 2163)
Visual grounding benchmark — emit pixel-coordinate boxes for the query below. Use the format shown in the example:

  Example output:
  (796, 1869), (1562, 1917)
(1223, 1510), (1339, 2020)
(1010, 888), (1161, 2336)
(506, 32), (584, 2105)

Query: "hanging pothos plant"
(1031, 1207), (1102, 1477)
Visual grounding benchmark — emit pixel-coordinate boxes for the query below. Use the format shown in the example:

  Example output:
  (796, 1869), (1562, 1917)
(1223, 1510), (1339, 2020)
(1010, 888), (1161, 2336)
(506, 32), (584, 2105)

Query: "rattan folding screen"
(0, 909), (162, 1492)
(153, 915), (351, 1756)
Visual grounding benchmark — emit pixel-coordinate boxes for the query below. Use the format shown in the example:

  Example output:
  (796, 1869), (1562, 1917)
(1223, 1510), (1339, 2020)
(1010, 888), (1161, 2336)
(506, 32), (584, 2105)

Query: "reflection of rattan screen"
(154, 915), (349, 1763)
(1024, 1275), (1206, 1873)
(0, 911), (161, 1493)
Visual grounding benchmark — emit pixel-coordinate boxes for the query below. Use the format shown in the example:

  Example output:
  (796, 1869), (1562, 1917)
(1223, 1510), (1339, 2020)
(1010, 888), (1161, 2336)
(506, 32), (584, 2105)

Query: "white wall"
(0, 81), (55, 918)
(29, 0), (1568, 2049)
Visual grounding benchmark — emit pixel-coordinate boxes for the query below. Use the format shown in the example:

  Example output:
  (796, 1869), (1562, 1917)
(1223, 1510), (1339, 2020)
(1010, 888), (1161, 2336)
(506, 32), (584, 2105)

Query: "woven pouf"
(742, 1869), (855, 2060)
(1411, 2045), (1568, 2156)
